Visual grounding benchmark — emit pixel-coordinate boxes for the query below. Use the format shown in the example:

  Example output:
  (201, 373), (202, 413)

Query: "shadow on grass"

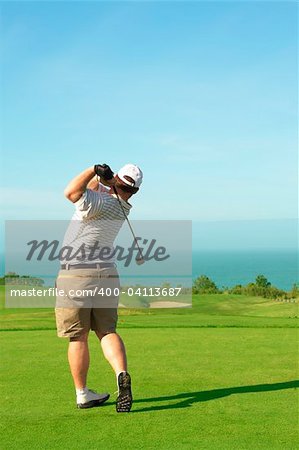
(132, 380), (299, 413)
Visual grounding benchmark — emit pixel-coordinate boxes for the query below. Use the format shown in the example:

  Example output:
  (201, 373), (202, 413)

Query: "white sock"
(76, 387), (88, 396)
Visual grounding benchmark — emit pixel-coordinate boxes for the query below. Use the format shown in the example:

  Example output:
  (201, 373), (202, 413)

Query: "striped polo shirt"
(61, 185), (131, 265)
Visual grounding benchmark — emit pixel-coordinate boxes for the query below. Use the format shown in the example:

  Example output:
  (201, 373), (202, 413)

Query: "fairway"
(1, 293), (298, 449)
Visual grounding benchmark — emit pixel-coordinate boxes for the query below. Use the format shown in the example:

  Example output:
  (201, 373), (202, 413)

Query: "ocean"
(1, 249), (298, 291)
(192, 249), (298, 291)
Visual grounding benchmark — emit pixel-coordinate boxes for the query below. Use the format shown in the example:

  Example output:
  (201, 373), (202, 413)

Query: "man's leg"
(96, 331), (127, 374)
(68, 332), (110, 408)
(96, 331), (132, 412)
(55, 284), (110, 409)
(68, 333), (89, 389)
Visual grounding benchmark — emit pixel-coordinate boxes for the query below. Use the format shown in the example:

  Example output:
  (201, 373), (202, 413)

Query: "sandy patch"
(149, 301), (191, 309)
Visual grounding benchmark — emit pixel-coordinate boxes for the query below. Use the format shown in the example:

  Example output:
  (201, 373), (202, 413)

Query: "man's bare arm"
(64, 167), (96, 203)
(87, 175), (100, 192)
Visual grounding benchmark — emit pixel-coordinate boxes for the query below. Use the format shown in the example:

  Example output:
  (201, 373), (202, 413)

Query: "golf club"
(112, 186), (145, 265)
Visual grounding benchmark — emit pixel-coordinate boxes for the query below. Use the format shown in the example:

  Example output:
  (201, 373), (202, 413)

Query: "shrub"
(193, 275), (219, 294)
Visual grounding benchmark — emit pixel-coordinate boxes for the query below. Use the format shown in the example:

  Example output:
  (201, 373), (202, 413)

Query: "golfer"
(55, 163), (143, 412)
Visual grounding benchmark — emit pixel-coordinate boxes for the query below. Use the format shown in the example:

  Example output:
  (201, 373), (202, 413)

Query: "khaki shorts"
(55, 266), (120, 339)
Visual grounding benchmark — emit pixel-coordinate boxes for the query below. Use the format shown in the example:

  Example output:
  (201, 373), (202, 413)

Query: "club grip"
(94, 164), (114, 180)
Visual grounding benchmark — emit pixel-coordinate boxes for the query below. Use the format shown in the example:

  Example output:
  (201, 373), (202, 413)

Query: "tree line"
(0, 272), (44, 286)
(192, 274), (299, 300)
(1, 272), (298, 300)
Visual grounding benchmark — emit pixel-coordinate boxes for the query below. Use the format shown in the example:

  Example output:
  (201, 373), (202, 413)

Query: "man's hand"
(94, 164), (116, 187)
(64, 164), (117, 203)
(94, 164), (114, 180)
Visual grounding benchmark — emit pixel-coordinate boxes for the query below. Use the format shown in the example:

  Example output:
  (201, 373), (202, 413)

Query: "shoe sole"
(116, 373), (132, 413)
(77, 393), (110, 409)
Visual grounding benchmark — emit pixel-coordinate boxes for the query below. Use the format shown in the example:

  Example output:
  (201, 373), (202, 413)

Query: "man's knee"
(95, 330), (116, 341)
(69, 332), (89, 342)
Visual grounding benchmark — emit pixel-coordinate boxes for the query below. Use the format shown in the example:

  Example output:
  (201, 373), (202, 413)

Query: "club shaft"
(113, 187), (143, 258)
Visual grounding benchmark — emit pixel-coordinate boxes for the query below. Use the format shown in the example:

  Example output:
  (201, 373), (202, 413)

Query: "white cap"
(117, 164), (143, 188)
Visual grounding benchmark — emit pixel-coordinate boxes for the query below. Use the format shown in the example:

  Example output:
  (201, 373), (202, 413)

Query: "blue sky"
(0, 1), (297, 249)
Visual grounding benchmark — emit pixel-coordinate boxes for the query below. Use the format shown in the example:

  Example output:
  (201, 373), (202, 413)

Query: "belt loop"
(96, 263), (100, 279)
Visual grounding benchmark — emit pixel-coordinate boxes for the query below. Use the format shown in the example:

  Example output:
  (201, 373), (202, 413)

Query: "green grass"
(0, 286), (298, 449)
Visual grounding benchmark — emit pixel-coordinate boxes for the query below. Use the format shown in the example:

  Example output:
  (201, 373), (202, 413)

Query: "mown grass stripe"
(0, 324), (297, 332)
